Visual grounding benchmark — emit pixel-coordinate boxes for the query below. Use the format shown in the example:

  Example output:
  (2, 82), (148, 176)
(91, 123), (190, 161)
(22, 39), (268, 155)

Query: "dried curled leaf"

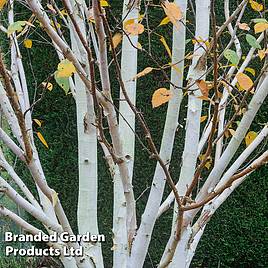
(37, 132), (49, 149)
(41, 82), (53, 91)
(245, 131), (258, 147)
(125, 23), (144, 35)
(238, 22), (250, 31)
(110, 32), (122, 50)
(152, 88), (173, 108)
(236, 72), (254, 91)
(162, 0), (182, 28)
(196, 80), (209, 97)
(132, 67), (154, 81)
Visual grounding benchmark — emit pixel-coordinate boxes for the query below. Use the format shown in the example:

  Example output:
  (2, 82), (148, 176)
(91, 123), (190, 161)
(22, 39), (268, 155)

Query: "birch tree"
(0, 0), (267, 267)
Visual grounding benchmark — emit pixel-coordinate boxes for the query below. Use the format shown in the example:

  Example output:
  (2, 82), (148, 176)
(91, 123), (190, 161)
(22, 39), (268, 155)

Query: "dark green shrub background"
(1, 1), (267, 267)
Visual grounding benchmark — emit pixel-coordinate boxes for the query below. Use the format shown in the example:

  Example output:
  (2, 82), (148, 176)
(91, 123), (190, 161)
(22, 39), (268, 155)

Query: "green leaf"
(223, 49), (239, 65)
(252, 18), (268, 23)
(246, 34), (261, 49)
(7, 21), (27, 35)
(54, 71), (70, 94)
(185, 39), (192, 45)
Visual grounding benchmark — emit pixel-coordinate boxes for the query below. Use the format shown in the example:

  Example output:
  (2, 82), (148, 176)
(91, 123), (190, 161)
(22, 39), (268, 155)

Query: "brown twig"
(102, 10), (182, 209)
(0, 52), (33, 163)
(183, 150), (268, 211)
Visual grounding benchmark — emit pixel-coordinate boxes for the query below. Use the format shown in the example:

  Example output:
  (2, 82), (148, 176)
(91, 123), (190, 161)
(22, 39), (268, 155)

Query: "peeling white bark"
(129, 1), (188, 267)
(160, 1), (210, 266)
(113, 1), (140, 266)
(67, 2), (103, 266)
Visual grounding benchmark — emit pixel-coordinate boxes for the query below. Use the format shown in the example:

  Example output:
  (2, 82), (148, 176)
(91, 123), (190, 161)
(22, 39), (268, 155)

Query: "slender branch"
(0, 52), (33, 162)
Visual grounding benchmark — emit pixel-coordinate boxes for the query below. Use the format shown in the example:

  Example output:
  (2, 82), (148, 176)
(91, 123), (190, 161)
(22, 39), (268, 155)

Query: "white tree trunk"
(160, 1), (211, 266)
(112, 1), (140, 266)
(129, 1), (187, 267)
(68, 2), (103, 266)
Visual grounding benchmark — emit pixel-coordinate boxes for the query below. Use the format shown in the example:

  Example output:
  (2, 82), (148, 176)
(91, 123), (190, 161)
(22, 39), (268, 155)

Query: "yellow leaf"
(236, 72), (254, 91)
(168, 62), (182, 75)
(196, 80), (209, 97)
(132, 67), (154, 80)
(162, 0), (182, 28)
(138, 14), (144, 22)
(50, 19), (61, 30)
(249, 0), (263, 12)
(87, 8), (95, 23)
(100, 0), (109, 7)
(205, 159), (212, 170)
(185, 53), (194, 60)
(260, 48), (268, 59)
(160, 36), (172, 58)
(254, 22), (268, 34)
(245, 131), (258, 146)
(198, 154), (212, 170)
(245, 67), (256, 76)
(200, 115), (208, 123)
(258, 49), (265, 60)
(234, 105), (246, 116)
(110, 32), (122, 50)
(57, 59), (76, 78)
(0, 0), (7, 10)
(23, 39), (32, 49)
(152, 88), (173, 108)
(124, 19), (135, 29)
(137, 42), (142, 50)
(60, 9), (68, 16)
(159, 16), (170, 26)
(37, 132), (49, 149)
(41, 82), (53, 91)
(238, 22), (250, 31)
(125, 23), (144, 35)
(33, 119), (42, 127)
